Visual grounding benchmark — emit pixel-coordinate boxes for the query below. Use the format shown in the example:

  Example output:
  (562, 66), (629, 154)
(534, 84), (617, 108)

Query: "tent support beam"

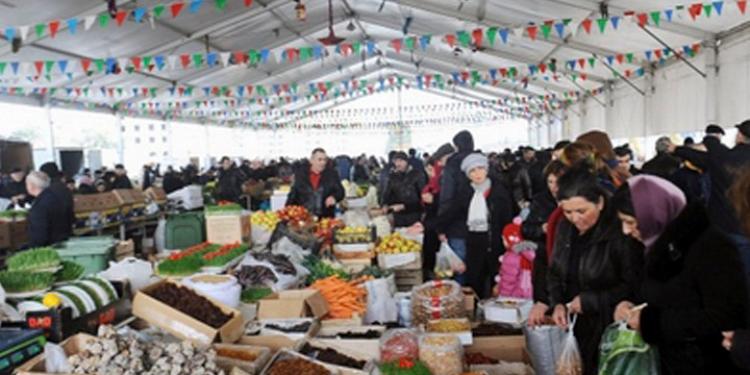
(638, 25), (706, 78)
(594, 55), (645, 96)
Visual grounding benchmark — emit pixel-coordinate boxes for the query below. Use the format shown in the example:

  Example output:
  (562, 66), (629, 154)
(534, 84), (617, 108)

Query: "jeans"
(448, 237), (467, 285)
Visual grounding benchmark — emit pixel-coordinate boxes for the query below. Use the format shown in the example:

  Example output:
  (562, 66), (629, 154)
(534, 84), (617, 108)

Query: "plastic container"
(379, 329), (418, 362)
(182, 274), (241, 308)
(411, 280), (465, 327)
(419, 334), (464, 375)
(165, 212), (205, 250)
(55, 246), (113, 276)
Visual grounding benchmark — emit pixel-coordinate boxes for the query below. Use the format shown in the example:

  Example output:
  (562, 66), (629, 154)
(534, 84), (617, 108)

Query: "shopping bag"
(556, 314), (583, 375)
(435, 241), (466, 276)
(598, 321), (660, 375)
(523, 324), (566, 375)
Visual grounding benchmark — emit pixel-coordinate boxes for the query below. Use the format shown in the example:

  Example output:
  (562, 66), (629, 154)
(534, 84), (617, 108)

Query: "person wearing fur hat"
(436, 153), (514, 298)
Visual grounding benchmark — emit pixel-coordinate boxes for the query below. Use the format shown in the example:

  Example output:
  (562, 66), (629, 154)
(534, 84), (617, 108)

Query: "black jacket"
(216, 167), (245, 202)
(731, 330), (750, 371)
(522, 190), (557, 304)
(547, 209), (644, 374)
(436, 177), (513, 252)
(437, 131), (474, 238)
(286, 161), (344, 218)
(641, 153), (681, 180)
(382, 167), (426, 228)
(508, 162), (533, 205)
(636, 203), (748, 375)
(28, 184), (74, 247)
(111, 175), (133, 190)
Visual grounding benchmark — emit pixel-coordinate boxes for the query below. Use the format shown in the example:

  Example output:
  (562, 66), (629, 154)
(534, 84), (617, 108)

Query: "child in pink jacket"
(495, 218), (536, 299)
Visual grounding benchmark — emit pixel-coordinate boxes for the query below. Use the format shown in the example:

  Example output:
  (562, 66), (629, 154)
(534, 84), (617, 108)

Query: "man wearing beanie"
(382, 151), (425, 228)
(437, 131), (476, 284)
(436, 152), (513, 298)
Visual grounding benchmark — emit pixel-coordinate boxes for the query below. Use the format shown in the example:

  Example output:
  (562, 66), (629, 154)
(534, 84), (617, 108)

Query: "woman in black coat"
(523, 160), (566, 326)
(436, 153), (513, 298)
(612, 175), (748, 375)
(382, 152), (426, 228)
(548, 168), (643, 375)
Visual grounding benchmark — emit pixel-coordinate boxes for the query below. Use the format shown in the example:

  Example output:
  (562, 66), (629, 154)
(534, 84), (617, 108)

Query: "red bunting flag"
(49, 20), (60, 38)
(170, 2), (185, 18)
(445, 34), (457, 47)
(616, 54), (625, 64)
(115, 10), (127, 26)
(692, 43), (701, 54)
(526, 26), (538, 41)
(424, 74), (432, 87)
(739, 0), (748, 14)
(391, 39), (402, 53)
(539, 63), (547, 74)
(580, 73), (588, 81)
(625, 70), (632, 78)
(142, 87), (149, 96)
(108, 88), (114, 97)
(581, 19), (593, 34)
(179, 54), (190, 68)
(637, 13), (648, 27)
(131, 56), (141, 70)
(178, 87), (185, 96)
(460, 71), (470, 82)
(472, 28), (483, 46)
(578, 58), (585, 69)
(246, 85), (253, 95)
(75, 88), (81, 96)
(654, 50), (663, 60)
(233, 51), (246, 64)
(34, 61), (44, 75)
(244, 0), (253, 7)
(688, 3), (703, 20)
(81, 59), (91, 72)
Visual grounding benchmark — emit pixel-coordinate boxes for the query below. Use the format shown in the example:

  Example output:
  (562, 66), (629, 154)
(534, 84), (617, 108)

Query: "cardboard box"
(258, 318), (319, 341)
(213, 343), (272, 375)
(206, 213), (251, 244)
(465, 335), (527, 363)
(238, 335), (297, 354)
(261, 349), (341, 375)
(0, 219), (27, 249)
(115, 239), (135, 260)
(25, 281), (132, 343)
(16, 334), (94, 375)
(296, 339), (375, 375)
(463, 287), (479, 318)
(377, 251), (421, 270)
(257, 290), (329, 320)
(145, 186), (167, 203)
(132, 280), (245, 346)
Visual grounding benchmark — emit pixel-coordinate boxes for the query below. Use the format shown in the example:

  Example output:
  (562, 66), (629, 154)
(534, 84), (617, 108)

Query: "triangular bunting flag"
(207, 52), (217, 66)
(554, 22), (565, 38)
(588, 57), (595, 68)
(131, 56), (142, 70)
(65, 19), (77, 35)
(596, 18), (607, 33)
(84, 15), (96, 30)
(81, 59), (91, 72)
(34, 24), (44, 38)
(0, 62), (6, 75)
(610, 16), (620, 29)
(219, 52), (230, 66)
(134, 7), (147, 22)
(650, 11), (661, 26)
(99, 13), (109, 28)
(180, 54), (190, 68)
(48, 20), (60, 38)
(216, 0), (228, 10)
(606, 55), (615, 65)
(645, 50), (653, 61)
(34, 61), (43, 75)
(244, 0), (253, 7)
(171, 2), (185, 17)
(526, 26), (538, 41)
(189, 0), (203, 13)
(153, 4), (166, 18)
(168, 55), (178, 69)
(704, 3), (713, 17)
(18, 25), (29, 40)
(486, 27), (497, 45)
(540, 24), (552, 39)
(713, 1), (723, 15)
(115, 10), (128, 26)
(581, 18), (593, 34)
(739, 1), (748, 15)
(499, 28), (509, 43)
(637, 13), (648, 27)
(144, 55), (155, 70)
(626, 53), (634, 63)
(472, 28), (483, 45)
(665, 9), (674, 22)
(10, 62), (19, 75)
(689, 3), (703, 20)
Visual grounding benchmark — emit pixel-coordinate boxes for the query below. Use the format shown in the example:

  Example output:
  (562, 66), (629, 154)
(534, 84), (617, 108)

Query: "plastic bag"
(363, 277), (398, 324)
(419, 334), (464, 375)
(435, 241), (466, 278)
(154, 217), (166, 253)
(523, 324), (566, 375)
(556, 314), (583, 375)
(44, 342), (72, 373)
(598, 321), (660, 375)
(380, 329), (419, 362)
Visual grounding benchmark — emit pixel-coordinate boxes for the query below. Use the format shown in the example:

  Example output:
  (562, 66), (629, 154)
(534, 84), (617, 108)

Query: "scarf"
(467, 179), (491, 232)
(423, 163), (443, 195)
(629, 175), (687, 249)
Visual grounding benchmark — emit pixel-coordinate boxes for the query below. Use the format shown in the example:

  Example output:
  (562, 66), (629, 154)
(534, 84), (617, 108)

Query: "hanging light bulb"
(295, 1), (307, 21)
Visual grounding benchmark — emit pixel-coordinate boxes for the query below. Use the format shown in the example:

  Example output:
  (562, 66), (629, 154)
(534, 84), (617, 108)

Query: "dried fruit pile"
(146, 282), (233, 328)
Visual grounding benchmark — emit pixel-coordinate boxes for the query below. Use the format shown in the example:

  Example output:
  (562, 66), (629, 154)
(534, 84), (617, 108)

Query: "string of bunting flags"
(0, 0), (253, 42)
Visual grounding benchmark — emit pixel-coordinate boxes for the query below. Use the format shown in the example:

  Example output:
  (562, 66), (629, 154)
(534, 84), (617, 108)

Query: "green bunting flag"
(215, 0), (228, 10)
(540, 24), (552, 39)
(0, 62), (5, 75)
(404, 37), (415, 51)
(486, 27), (497, 45)
(596, 18), (607, 33)
(588, 57), (596, 68)
(650, 11), (661, 26)
(153, 4), (166, 18)
(457, 31), (471, 47)
(704, 4), (713, 17)
(94, 59), (104, 72)
(35, 23), (45, 38)
(99, 13), (109, 28)
(192, 53), (203, 67)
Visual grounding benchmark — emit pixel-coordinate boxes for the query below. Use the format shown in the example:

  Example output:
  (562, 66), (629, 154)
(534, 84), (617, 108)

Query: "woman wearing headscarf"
(436, 153), (514, 298)
(548, 167), (643, 375)
(611, 175), (748, 375)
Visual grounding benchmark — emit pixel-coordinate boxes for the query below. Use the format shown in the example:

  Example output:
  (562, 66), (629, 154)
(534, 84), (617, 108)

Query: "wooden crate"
(394, 269), (423, 292)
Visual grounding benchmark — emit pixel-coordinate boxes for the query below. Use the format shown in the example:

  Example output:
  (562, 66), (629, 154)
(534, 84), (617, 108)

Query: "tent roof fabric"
(0, 0), (746, 126)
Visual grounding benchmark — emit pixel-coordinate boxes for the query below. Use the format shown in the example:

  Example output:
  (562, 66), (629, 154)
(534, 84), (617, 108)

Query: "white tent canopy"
(0, 0), (748, 154)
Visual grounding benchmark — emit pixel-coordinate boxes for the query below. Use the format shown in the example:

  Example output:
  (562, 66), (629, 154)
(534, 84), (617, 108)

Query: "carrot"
(310, 276), (368, 319)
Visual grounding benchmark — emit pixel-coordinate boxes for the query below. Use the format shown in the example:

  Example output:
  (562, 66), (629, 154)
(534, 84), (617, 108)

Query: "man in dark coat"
(111, 164), (133, 189)
(437, 130), (476, 285)
(641, 136), (681, 179)
(1, 168), (30, 207)
(27, 170), (73, 247)
(286, 148), (345, 218)
(407, 148), (426, 181)
(703, 124), (730, 154)
(216, 157), (245, 203)
(382, 151), (426, 228)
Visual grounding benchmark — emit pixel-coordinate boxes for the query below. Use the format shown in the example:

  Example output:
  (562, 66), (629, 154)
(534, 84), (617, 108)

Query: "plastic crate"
(55, 245), (113, 276)
(165, 212), (205, 250)
(0, 328), (46, 373)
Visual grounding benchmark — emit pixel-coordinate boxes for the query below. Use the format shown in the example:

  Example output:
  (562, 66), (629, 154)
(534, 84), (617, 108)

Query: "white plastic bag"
(363, 277), (398, 324)
(154, 217), (166, 254)
(435, 241), (466, 276)
(44, 342), (72, 373)
(523, 324), (566, 375)
(556, 314), (583, 375)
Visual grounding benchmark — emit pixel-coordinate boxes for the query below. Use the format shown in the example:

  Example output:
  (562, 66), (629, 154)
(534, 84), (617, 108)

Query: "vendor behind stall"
(1, 168), (30, 207)
(28, 164), (74, 247)
(286, 148), (345, 218)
